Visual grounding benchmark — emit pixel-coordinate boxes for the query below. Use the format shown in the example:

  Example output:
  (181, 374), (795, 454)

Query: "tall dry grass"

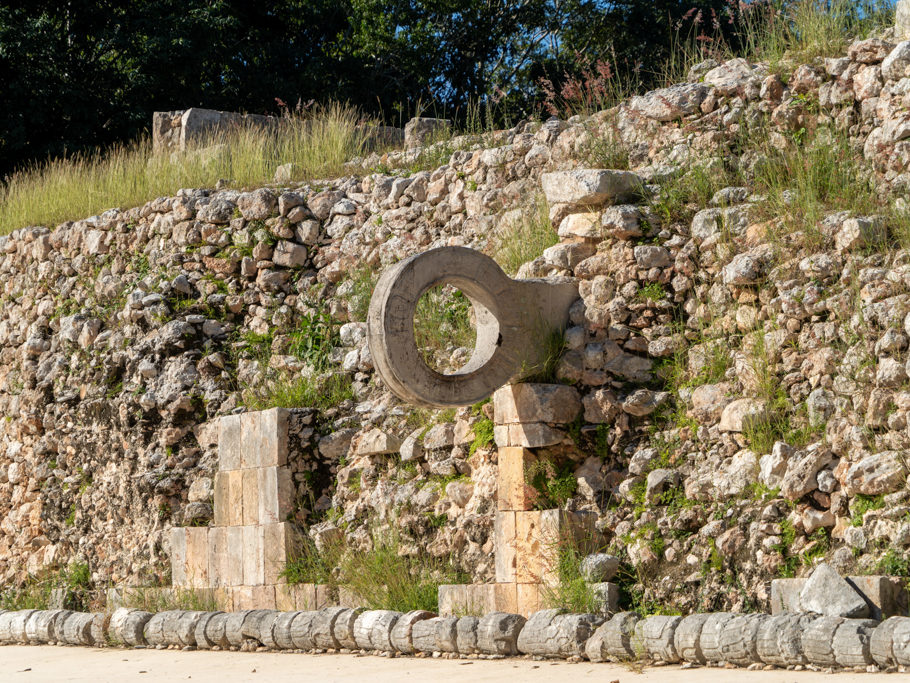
(0, 103), (379, 234)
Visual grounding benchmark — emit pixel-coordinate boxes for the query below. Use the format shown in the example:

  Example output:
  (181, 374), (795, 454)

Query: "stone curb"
(0, 607), (908, 671)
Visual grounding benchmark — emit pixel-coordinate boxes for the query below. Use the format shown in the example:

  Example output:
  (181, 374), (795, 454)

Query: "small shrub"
(470, 417), (495, 455)
(413, 285), (476, 372)
(121, 586), (219, 612)
(526, 459), (578, 510)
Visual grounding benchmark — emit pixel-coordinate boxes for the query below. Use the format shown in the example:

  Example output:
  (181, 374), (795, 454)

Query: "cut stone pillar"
(497, 448), (538, 511)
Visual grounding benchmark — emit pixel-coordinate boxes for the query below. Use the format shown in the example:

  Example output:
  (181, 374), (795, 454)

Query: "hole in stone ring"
(413, 284), (478, 375)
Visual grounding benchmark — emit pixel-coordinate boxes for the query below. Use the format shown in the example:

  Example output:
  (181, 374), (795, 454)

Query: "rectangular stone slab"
(258, 467), (294, 525)
(241, 469), (260, 525)
(494, 511), (517, 583)
(218, 413), (242, 471)
(185, 527), (209, 588)
(497, 448), (538, 512)
(170, 527), (187, 587)
(438, 583), (518, 616)
(242, 525), (264, 586)
(771, 576), (908, 619)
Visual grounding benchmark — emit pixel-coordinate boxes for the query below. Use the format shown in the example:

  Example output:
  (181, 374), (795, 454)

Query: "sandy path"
(0, 646), (895, 682)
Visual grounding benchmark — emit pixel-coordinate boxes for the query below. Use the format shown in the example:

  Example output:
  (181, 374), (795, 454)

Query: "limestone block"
(240, 408), (289, 468)
(497, 449), (538, 512)
(109, 608), (152, 646)
(242, 525), (264, 586)
(893, 616), (910, 666)
(0, 611), (12, 643)
(769, 578), (802, 614)
(250, 585), (277, 610)
(870, 616), (908, 667)
(799, 563), (869, 618)
(218, 413), (242, 471)
(213, 472), (230, 526)
(90, 612), (109, 645)
(848, 575), (909, 621)
(241, 469), (260, 525)
(410, 616), (457, 653)
(719, 614), (767, 666)
(517, 583), (540, 616)
(255, 610), (284, 649)
(515, 510), (599, 584)
(325, 607), (362, 650)
(404, 117), (450, 148)
(802, 615), (844, 667)
(390, 610), (435, 654)
(262, 522), (301, 584)
(170, 527), (187, 587)
(541, 169), (643, 206)
(185, 527), (210, 588)
(270, 611), (301, 650)
(61, 612), (94, 646)
(673, 613), (711, 664)
(589, 611), (640, 661)
(258, 467), (295, 525)
(316, 584), (335, 609)
(756, 613), (815, 667)
(476, 611), (526, 656)
(495, 423), (566, 448)
(144, 611), (182, 647)
(493, 384), (582, 425)
(175, 611), (205, 646)
(222, 610), (253, 646)
(516, 609), (602, 658)
(26, 610), (71, 643)
(772, 574), (906, 619)
(208, 526), (227, 588)
(195, 611), (227, 649)
(7, 609), (34, 643)
(455, 616), (479, 654)
(352, 610), (400, 650)
(698, 612), (735, 663)
(494, 511), (517, 582)
(225, 526), (244, 586)
(590, 582), (619, 614)
(635, 615), (681, 663)
(832, 618), (877, 668)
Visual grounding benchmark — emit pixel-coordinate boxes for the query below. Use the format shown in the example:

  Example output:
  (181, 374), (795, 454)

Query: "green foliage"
(526, 459), (578, 510)
(413, 285), (476, 372)
(242, 372), (354, 411)
(1, 104), (379, 234)
(851, 494), (885, 527)
(637, 282), (666, 302)
(469, 417), (494, 456)
(541, 542), (600, 613)
(342, 266), (378, 323)
(489, 194), (556, 276)
(287, 310), (340, 371)
(294, 530), (468, 613)
(876, 547), (910, 578)
(0, 562), (94, 611)
(121, 586), (219, 613)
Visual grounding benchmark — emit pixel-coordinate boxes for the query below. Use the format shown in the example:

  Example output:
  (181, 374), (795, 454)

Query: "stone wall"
(6, 34), (910, 615)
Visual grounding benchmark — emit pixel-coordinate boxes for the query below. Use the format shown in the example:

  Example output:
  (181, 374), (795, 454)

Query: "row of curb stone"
(2, 607), (910, 671)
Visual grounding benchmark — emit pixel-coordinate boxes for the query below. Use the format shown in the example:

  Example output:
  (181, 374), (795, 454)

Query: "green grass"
(851, 494), (885, 527)
(120, 586), (219, 613)
(489, 194), (557, 275)
(0, 103), (382, 234)
(284, 530), (468, 612)
(469, 417), (495, 456)
(413, 285), (476, 372)
(0, 562), (93, 611)
(241, 372), (354, 411)
(526, 459), (578, 510)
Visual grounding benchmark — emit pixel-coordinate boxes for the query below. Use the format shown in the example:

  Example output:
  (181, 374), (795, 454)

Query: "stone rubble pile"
(2, 605), (910, 672)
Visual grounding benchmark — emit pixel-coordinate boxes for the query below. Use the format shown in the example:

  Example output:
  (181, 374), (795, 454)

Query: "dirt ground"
(0, 646), (897, 683)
